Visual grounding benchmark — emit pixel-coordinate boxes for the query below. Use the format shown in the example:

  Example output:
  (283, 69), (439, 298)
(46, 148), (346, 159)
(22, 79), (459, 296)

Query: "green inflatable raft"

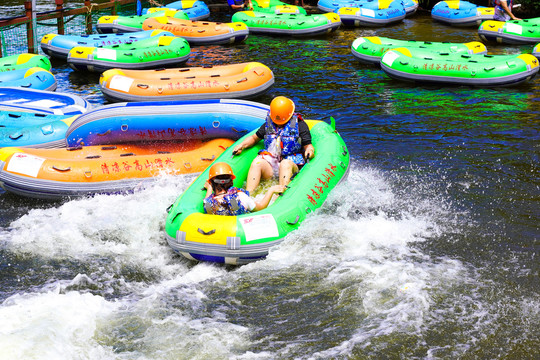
(478, 18), (540, 44)
(252, 0), (307, 14)
(380, 47), (539, 86)
(96, 9), (189, 33)
(231, 11), (341, 36)
(351, 36), (487, 65)
(165, 119), (350, 265)
(0, 53), (51, 72)
(67, 36), (190, 72)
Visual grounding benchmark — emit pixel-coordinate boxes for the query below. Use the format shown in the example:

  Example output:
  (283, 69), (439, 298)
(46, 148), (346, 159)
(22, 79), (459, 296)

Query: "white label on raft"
(24, 99), (65, 109)
(381, 51), (400, 67)
(361, 8), (375, 17)
(505, 23), (522, 35)
(240, 214), (279, 242)
(96, 48), (117, 60)
(109, 76), (134, 92)
(6, 153), (45, 178)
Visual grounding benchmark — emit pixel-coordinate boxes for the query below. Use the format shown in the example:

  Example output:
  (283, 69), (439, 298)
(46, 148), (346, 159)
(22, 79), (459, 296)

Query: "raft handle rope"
(53, 166), (71, 172)
(67, 146), (83, 151)
(342, 146), (347, 156)
(198, 228), (216, 236)
(231, 127), (247, 133)
(158, 151), (171, 154)
(201, 155), (215, 161)
(286, 215), (299, 225)
(86, 155), (101, 159)
(101, 145), (117, 150)
(8, 133), (23, 140)
(120, 153), (135, 157)
(97, 129), (112, 136)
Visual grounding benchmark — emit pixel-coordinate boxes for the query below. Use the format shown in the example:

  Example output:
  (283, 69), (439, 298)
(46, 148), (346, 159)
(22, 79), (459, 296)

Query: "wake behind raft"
(165, 119), (350, 265)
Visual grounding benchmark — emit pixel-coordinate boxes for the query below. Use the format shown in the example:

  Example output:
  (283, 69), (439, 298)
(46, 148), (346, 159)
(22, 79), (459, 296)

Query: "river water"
(0, 2), (539, 359)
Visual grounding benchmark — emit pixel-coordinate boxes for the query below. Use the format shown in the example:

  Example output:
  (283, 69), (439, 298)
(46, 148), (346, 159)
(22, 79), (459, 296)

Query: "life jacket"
(203, 187), (250, 216)
(262, 114), (305, 165)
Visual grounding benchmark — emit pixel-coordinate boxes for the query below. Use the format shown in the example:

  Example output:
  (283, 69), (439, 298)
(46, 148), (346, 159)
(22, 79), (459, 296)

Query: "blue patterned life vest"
(203, 187), (250, 216)
(262, 114), (305, 165)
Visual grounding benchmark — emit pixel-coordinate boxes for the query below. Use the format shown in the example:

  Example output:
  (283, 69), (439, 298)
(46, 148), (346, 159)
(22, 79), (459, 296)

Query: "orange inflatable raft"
(142, 16), (249, 45)
(99, 62), (274, 102)
(0, 138), (233, 199)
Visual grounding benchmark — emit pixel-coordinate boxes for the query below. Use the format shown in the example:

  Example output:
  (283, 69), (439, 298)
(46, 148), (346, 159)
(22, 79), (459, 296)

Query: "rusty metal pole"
(24, 0), (35, 53)
(84, 0), (92, 35)
(56, 0), (65, 35)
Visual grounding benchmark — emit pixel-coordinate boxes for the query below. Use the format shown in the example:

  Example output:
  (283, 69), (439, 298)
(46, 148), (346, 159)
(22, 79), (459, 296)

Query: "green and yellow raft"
(67, 36), (190, 72)
(231, 11), (340, 36)
(252, 0), (307, 15)
(0, 53), (51, 72)
(165, 119), (350, 265)
(96, 9), (189, 33)
(351, 36), (487, 65)
(380, 47), (539, 86)
(478, 18), (540, 44)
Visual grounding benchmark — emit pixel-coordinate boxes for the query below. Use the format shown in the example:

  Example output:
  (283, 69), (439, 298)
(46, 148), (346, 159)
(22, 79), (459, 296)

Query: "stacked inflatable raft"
(165, 119), (350, 265)
(96, 9), (189, 33)
(99, 62), (274, 102)
(67, 36), (190, 72)
(0, 99), (270, 199)
(41, 30), (174, 59)
(142, 1), (211, 21)
(142, 17), (249, 45)
(231, 11), (341, 36)
(351, 36), (487, 64)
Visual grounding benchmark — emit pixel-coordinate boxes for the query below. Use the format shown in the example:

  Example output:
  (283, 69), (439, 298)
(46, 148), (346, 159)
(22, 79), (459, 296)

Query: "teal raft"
(478, 18), (540, 44)
(0, 53), (51, 72)
(96, 9), (189, 33)
(351, 36), (487, 64)
(0, 67), (57, 91)
(165, 119), (350, 265)
(380, 47), (540, 86)
(67, 36), (190, 72)
(0, 111), (78, 148)
(231, 11), (341, 36)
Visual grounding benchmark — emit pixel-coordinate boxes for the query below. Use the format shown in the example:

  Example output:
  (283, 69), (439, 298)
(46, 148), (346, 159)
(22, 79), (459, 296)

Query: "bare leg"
(278, 159), (299, 187)
(246, 157), (274, 193)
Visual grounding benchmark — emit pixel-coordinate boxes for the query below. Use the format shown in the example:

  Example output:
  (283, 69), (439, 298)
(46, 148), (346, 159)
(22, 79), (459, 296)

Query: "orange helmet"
(208, 162), (235, 181)
(269, 96), (295, 125)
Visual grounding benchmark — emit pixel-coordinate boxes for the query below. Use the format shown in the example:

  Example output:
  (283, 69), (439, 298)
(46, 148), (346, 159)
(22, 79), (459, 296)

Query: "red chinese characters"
(305, 163), (338, 206)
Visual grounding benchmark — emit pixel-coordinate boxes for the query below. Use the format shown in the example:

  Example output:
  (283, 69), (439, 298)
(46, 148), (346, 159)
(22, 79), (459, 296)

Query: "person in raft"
(493, 0), (520, 21)
(232, 96), (315, 194)
(203, 162), (286, 216)
(227, 0), (253, 13)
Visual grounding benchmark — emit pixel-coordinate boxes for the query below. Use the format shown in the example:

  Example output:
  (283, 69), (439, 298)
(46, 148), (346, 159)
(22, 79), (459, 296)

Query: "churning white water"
(0, 165), (521, 359)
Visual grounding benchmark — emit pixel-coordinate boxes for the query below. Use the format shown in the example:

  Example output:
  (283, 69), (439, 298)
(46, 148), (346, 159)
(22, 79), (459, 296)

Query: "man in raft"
(232, 96), (315, 193)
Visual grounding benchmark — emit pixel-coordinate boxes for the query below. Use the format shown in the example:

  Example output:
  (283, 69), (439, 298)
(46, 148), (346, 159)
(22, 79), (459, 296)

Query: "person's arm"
(233, 133), (261, 155)
(500, 0), (520, 20)
(203, 180), (213, 198)
(298, 120), (314, 159)
(254, 185), (286, 211)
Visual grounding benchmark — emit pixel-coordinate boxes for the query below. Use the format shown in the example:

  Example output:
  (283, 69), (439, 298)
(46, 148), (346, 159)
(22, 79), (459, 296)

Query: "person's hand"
(232, 144), (243, 155)
(304, 145), (315, 160)
(203, 180), (212, 191)
(269, 185), (287, 194)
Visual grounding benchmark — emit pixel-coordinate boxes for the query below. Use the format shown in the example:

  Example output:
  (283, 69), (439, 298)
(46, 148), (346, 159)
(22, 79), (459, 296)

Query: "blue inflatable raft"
(0, 111), (78, 148)
(65, 99), (269, 147)
(0, 87), (92, 116)
(142, 1), (211, 21)
(431, 0), (494, 27)
(0, 67), (57, 91)
(40, 30), (174, 59)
